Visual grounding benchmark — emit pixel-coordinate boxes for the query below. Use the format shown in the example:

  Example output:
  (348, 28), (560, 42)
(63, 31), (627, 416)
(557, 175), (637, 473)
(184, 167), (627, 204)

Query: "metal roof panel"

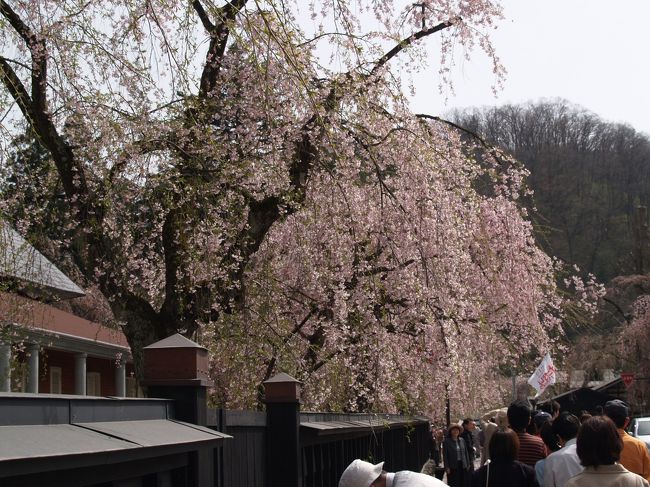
(0, 420), (230, 464)
(0, 424), (137, 461)
(74, 419), (230, 447)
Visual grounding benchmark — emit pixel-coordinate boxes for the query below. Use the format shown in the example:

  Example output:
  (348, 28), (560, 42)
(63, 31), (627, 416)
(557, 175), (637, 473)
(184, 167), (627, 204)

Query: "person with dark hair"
(543, 413), (582, 487)
(461, 417), (477, 481)
(539, 422), (562, 454)
(535, 411), (552, 428)
(443, 424), (471, 487)
(535, 422), (562, 486)
(507, 400), (547, 467)
(533, 411), (552, 437)
(526, 417), (538, 436)
(471, 428), (537, 487)
(604, 399), (650, 481)
(565, 416), (650, 487)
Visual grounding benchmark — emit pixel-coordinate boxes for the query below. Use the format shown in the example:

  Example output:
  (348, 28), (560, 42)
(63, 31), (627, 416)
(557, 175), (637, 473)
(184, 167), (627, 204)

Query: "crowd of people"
(338, 399), (650, 487)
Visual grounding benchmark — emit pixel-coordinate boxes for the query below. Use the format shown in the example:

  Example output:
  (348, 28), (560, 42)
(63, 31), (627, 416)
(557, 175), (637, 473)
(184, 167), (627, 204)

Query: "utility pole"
(633, 206), (649, 274)
(445, 381), (451, 427)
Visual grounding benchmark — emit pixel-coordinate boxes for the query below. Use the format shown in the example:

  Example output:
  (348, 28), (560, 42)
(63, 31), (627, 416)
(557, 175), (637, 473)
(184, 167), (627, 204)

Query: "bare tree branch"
(0, 1), (47, 110)
(0, 1), (35, 46)
(193, 0), (249, 98)
(416, 112), (512, 168)
(601, 296), (632, 325)
(192, 0), (215, 32)
(0, 56), (34, 122)
(369, 18), (457, 77)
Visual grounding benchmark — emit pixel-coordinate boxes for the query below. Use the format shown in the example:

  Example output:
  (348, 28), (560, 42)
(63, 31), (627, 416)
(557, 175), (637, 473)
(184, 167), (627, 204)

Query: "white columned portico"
(26, 343), (39, 393)
(115, 361), (126, 397)
(75, 352), (87, 395)
(0, 342), (11, 392)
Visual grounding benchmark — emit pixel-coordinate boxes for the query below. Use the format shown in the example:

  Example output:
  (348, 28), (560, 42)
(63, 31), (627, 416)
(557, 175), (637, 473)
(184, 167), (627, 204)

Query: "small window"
(86, 371), (101, 396)
(50, 366), (62, 394)
(638, 420), (650, 436)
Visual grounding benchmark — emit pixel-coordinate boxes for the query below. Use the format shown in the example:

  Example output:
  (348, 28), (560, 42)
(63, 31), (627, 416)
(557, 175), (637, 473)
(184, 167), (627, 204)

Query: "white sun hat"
(339, 459), (384, 487)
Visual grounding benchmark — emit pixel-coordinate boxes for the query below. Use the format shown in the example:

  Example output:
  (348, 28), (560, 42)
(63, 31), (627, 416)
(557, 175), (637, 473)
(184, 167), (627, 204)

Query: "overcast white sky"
(410, 0), (650, 135)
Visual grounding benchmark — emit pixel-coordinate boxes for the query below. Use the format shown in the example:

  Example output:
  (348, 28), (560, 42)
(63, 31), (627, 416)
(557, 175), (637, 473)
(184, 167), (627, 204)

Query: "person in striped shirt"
(508, 400), (548, 467)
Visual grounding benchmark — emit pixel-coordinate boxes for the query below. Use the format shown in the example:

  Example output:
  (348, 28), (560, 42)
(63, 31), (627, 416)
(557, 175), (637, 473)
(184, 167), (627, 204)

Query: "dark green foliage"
(0, 133), (68, 248)
(452, 100), (650, 283)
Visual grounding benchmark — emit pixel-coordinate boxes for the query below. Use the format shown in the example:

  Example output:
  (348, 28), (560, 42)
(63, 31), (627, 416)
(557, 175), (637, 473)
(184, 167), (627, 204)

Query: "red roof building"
(1, 221), (134, 396)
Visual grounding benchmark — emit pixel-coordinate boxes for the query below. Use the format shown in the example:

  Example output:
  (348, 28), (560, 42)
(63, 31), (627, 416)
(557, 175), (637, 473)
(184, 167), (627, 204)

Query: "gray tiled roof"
(0, 220), (84, 299)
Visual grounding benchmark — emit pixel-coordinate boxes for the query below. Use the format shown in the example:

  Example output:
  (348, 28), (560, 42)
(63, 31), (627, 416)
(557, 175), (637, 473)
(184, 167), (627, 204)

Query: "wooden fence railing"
(208, 408), (430, 487)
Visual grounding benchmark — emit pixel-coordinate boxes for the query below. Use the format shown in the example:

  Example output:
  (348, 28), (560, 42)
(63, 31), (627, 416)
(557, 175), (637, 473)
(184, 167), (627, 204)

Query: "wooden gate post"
(142, 333), (211, 425)
(142, 333), (214, 487)
(264, 372), (301, 487)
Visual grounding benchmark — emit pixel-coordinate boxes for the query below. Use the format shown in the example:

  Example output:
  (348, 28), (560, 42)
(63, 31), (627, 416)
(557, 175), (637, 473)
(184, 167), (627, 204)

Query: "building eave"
(11, 324), (131, 361)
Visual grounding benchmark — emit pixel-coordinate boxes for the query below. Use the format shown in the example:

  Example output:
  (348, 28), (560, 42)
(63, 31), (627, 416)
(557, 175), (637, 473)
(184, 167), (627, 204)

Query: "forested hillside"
(452, 100), (650, 283)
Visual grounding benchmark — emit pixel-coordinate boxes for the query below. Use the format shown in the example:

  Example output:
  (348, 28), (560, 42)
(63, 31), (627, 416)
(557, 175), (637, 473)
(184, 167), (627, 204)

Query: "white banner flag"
(528, 353), (556, 397)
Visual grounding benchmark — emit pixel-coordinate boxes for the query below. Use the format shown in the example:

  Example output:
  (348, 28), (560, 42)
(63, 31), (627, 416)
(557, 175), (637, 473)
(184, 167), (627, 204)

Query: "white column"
(26, 343), (39, 393)
(115, 361), (126, 397)
(0, 343), (11, 392)
(75, 352), (87, 395)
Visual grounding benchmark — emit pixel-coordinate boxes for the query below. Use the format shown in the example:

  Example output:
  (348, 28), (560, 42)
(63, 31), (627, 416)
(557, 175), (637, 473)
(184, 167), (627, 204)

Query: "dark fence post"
(142, 333), (214, 487)
(142, 333), (211, 426)
(264, 372), (301, 487)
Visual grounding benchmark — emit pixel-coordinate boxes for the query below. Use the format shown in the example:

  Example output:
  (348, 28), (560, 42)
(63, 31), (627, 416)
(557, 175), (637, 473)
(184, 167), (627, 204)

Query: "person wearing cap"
(604, 399), (650, 481)
(543, 412), (582, 487)
(339, 459), (446, 487)
(538, 400), (561, 420)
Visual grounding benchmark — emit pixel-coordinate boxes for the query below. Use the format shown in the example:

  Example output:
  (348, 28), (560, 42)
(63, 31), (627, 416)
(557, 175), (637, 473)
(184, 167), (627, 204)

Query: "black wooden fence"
(208, 409), (430, 487)
(209, 409), (266, 487)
